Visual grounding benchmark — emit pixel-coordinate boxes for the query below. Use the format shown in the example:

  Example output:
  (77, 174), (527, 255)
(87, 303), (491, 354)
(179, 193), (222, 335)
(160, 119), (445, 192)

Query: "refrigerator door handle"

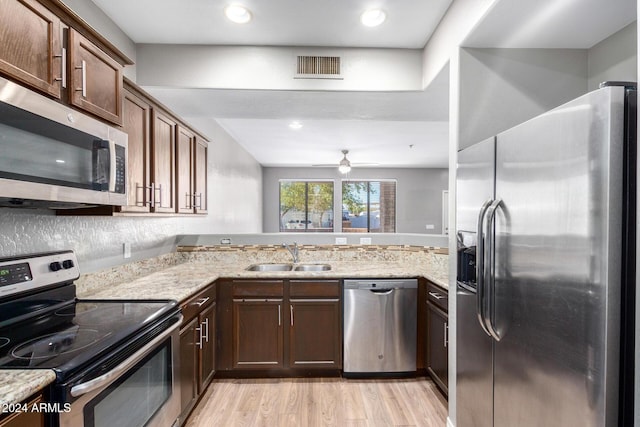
(476, 198), (493, 336)
(483, 198), (503, 341)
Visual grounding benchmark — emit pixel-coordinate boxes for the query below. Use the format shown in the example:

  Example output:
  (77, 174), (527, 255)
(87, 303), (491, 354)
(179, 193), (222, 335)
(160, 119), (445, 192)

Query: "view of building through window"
(279, 181), (334, 232)
(342, 180), (396, 232)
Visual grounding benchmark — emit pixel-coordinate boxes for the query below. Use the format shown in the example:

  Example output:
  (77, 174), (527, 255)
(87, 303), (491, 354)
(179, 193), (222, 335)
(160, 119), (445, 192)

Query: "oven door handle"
(70, 315), (182, 398)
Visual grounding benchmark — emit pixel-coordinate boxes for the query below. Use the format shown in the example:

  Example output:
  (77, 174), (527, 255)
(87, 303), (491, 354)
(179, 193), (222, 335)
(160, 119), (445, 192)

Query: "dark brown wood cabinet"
(68, 28), (123, 125)
(176, 126), (195, 214)
(289, 280), (341, 369)
(426, 281), (448, 396)
(198, 301), (216, 390)
(0, 394), (45, 427)
(218, 279), (342, 374)
(178, 284), (216, 425)
(194, 137), (208, 214)
(119, 86), (151, 212)
(151, 110), (176, 213)
(232, 280), (284, 369)
(179, 317), (198, 423)
(0, 0), (62, 99)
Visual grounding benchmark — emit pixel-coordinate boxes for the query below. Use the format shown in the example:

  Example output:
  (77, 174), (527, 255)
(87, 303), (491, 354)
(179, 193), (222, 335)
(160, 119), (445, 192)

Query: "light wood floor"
(185, 377), (448, 427)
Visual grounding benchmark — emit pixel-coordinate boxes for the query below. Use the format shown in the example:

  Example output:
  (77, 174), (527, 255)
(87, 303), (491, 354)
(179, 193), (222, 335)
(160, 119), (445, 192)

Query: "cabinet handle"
(290, 304), (294, 326)
(444, 322), (448, 348)
(203, 318), (209, 343)
(185, 193), (192, 209)
(196, 325), (203, 349)
(194, 193), (202, 209)
(53, 47), (66, 88)
(194, 297), (210, 307)
(75, 60), (86, 97)
(278, 304), (281, 326)
(428, 291), (445, 300)
(156, 183), (163, 208)
(136, 183), (153, 207)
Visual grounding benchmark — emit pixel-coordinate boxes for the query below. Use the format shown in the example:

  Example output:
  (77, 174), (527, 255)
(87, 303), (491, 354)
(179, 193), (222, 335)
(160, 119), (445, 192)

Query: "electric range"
(0, 250), (182, 427)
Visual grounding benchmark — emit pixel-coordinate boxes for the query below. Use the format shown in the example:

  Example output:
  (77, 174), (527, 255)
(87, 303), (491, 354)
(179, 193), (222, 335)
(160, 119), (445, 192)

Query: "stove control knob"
(49, 261), (62, 272)
(62, 260), (75, 269)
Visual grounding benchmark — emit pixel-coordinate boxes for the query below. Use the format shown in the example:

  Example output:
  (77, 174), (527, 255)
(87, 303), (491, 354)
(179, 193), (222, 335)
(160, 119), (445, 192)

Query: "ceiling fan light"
(225, 4), (252, 24)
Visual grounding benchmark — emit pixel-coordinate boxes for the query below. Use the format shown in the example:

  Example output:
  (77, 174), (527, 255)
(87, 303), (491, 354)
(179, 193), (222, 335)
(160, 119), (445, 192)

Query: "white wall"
(588, 21), (638, 91)
(458, 48), (588, 149)
(262, 167), (448, 234)
(421, 0), (496, 89)
(136, 45), (424, 91)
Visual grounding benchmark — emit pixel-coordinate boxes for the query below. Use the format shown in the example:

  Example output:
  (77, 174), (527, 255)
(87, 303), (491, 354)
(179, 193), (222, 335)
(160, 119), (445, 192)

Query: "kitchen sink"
(246, 263), (293, 271)
(245, 263), (332, 272)
(293, 264), (331, 271)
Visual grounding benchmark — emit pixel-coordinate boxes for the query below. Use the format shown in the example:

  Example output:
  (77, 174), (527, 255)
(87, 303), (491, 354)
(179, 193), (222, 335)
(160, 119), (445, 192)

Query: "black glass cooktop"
(0, 299), (177, 373)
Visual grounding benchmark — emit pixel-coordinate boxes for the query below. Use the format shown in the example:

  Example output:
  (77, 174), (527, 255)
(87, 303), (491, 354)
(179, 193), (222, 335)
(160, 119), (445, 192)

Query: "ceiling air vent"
(295, 55), (343, 80)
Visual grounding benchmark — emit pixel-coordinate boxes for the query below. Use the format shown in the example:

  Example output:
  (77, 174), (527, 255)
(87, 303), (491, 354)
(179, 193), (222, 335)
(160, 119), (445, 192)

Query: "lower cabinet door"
(232, 299), (283, 368)
(289, 299), (342, 369)
(179, 318), (198, 420)
(426, 302), (448, 395)
(198, 302), (216, 392)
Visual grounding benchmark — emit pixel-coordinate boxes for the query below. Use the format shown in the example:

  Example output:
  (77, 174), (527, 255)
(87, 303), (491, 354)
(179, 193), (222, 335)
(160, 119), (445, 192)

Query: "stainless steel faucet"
(282, 242), (299, 263)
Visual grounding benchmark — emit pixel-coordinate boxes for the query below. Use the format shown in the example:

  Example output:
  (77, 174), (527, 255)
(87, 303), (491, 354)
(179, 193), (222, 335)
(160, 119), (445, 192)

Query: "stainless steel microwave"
(0, 76), (127, 208)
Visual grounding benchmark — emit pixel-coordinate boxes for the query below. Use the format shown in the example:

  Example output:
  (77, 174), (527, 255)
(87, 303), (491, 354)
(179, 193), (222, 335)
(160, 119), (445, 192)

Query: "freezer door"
(493, 86), (625, 427)
(456, 137), (495, 427)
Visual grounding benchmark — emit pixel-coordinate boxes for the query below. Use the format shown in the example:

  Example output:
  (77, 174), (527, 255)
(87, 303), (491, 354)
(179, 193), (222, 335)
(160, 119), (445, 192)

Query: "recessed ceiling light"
(361, 9), (386, 27)
(289, 121), (303, 130)
(55, 159), (65, 164)
(225, 4), (252, 24)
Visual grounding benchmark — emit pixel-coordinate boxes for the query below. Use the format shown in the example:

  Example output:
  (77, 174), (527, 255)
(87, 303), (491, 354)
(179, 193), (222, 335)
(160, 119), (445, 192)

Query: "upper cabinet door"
(68, 28), (123, 125)
(0, 0), (62, 98)
(120, 89), (151, 213)
(151, 110), (176, 213)
(194, 138), (208, 214)
(176, 126), (195, 214)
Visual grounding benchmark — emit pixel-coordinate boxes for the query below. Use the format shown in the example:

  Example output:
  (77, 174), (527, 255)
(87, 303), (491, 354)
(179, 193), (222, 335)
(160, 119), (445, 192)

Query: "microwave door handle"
(108, 140), (116, 192)
(70, 315), (182, 397)
(476, 199), (493, 337)
(483, 199), (503, 341)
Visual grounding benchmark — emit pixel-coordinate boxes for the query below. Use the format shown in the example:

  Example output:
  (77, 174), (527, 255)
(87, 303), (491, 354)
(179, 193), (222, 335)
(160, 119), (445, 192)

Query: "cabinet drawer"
(427, 282), (448, 312)
(290, 280), (340, 298)
(232, 280), (283, 298)
(181, 283), (216, 324)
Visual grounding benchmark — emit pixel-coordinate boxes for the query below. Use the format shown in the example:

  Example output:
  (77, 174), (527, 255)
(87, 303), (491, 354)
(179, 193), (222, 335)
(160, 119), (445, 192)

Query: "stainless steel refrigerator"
(456, 82), (636, 427)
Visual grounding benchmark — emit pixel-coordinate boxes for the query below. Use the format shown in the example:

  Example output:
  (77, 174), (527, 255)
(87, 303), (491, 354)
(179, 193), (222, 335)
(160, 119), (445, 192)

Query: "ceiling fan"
(312, 150), (378, 174)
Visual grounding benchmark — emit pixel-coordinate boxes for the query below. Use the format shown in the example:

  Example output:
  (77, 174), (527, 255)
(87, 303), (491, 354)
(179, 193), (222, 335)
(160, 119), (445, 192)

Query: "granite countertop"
(1, 260), (448, 406)
(0, 370), (57, 408)
(83, 260), (449, 302)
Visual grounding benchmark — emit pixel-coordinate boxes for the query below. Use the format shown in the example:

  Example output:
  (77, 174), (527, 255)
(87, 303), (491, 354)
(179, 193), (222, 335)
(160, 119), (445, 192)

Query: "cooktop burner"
(11, 328), (103, 361)
(0, 299), (177, 373)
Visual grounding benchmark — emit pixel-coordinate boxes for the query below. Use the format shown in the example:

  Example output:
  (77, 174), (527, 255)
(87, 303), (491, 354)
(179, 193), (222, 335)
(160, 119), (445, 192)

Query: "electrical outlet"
(335, 237), (347, 244)
(360, 237), (372, 245)
(123, 242), (131, 259)
(426, 224), (435, 230)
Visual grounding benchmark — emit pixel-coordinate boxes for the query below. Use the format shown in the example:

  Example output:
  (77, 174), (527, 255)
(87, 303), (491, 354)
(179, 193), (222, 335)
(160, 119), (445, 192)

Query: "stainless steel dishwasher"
(343, 279), (418, 374)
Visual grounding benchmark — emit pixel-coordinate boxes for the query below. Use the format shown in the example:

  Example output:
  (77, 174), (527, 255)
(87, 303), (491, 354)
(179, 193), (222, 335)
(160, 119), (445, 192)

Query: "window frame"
(341, 178), (397, 233)
(279, 179), (334, 232)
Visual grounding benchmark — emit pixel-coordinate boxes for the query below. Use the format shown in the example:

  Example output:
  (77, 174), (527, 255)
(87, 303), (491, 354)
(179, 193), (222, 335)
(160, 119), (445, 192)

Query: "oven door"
(59, 316), (181, 427)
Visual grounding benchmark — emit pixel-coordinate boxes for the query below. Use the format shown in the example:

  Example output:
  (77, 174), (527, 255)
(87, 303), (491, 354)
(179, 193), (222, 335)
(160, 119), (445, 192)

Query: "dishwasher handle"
(369, 289), (394, 295)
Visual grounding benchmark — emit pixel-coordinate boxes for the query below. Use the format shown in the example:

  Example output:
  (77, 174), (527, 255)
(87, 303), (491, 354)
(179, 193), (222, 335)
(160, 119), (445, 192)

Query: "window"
(279, 181), (334, 232)
(342, 180), (396, 232)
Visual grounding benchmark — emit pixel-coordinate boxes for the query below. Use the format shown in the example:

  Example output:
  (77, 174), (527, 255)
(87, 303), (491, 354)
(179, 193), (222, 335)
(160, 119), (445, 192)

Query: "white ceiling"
(90, 0), (453, 48)
(90, 0), (636, 170)
(463, 0), (636, 48)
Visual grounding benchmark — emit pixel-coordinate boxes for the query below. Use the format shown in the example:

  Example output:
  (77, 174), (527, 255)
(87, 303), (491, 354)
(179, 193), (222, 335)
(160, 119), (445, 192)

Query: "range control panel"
(0, 250), (79, 298)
